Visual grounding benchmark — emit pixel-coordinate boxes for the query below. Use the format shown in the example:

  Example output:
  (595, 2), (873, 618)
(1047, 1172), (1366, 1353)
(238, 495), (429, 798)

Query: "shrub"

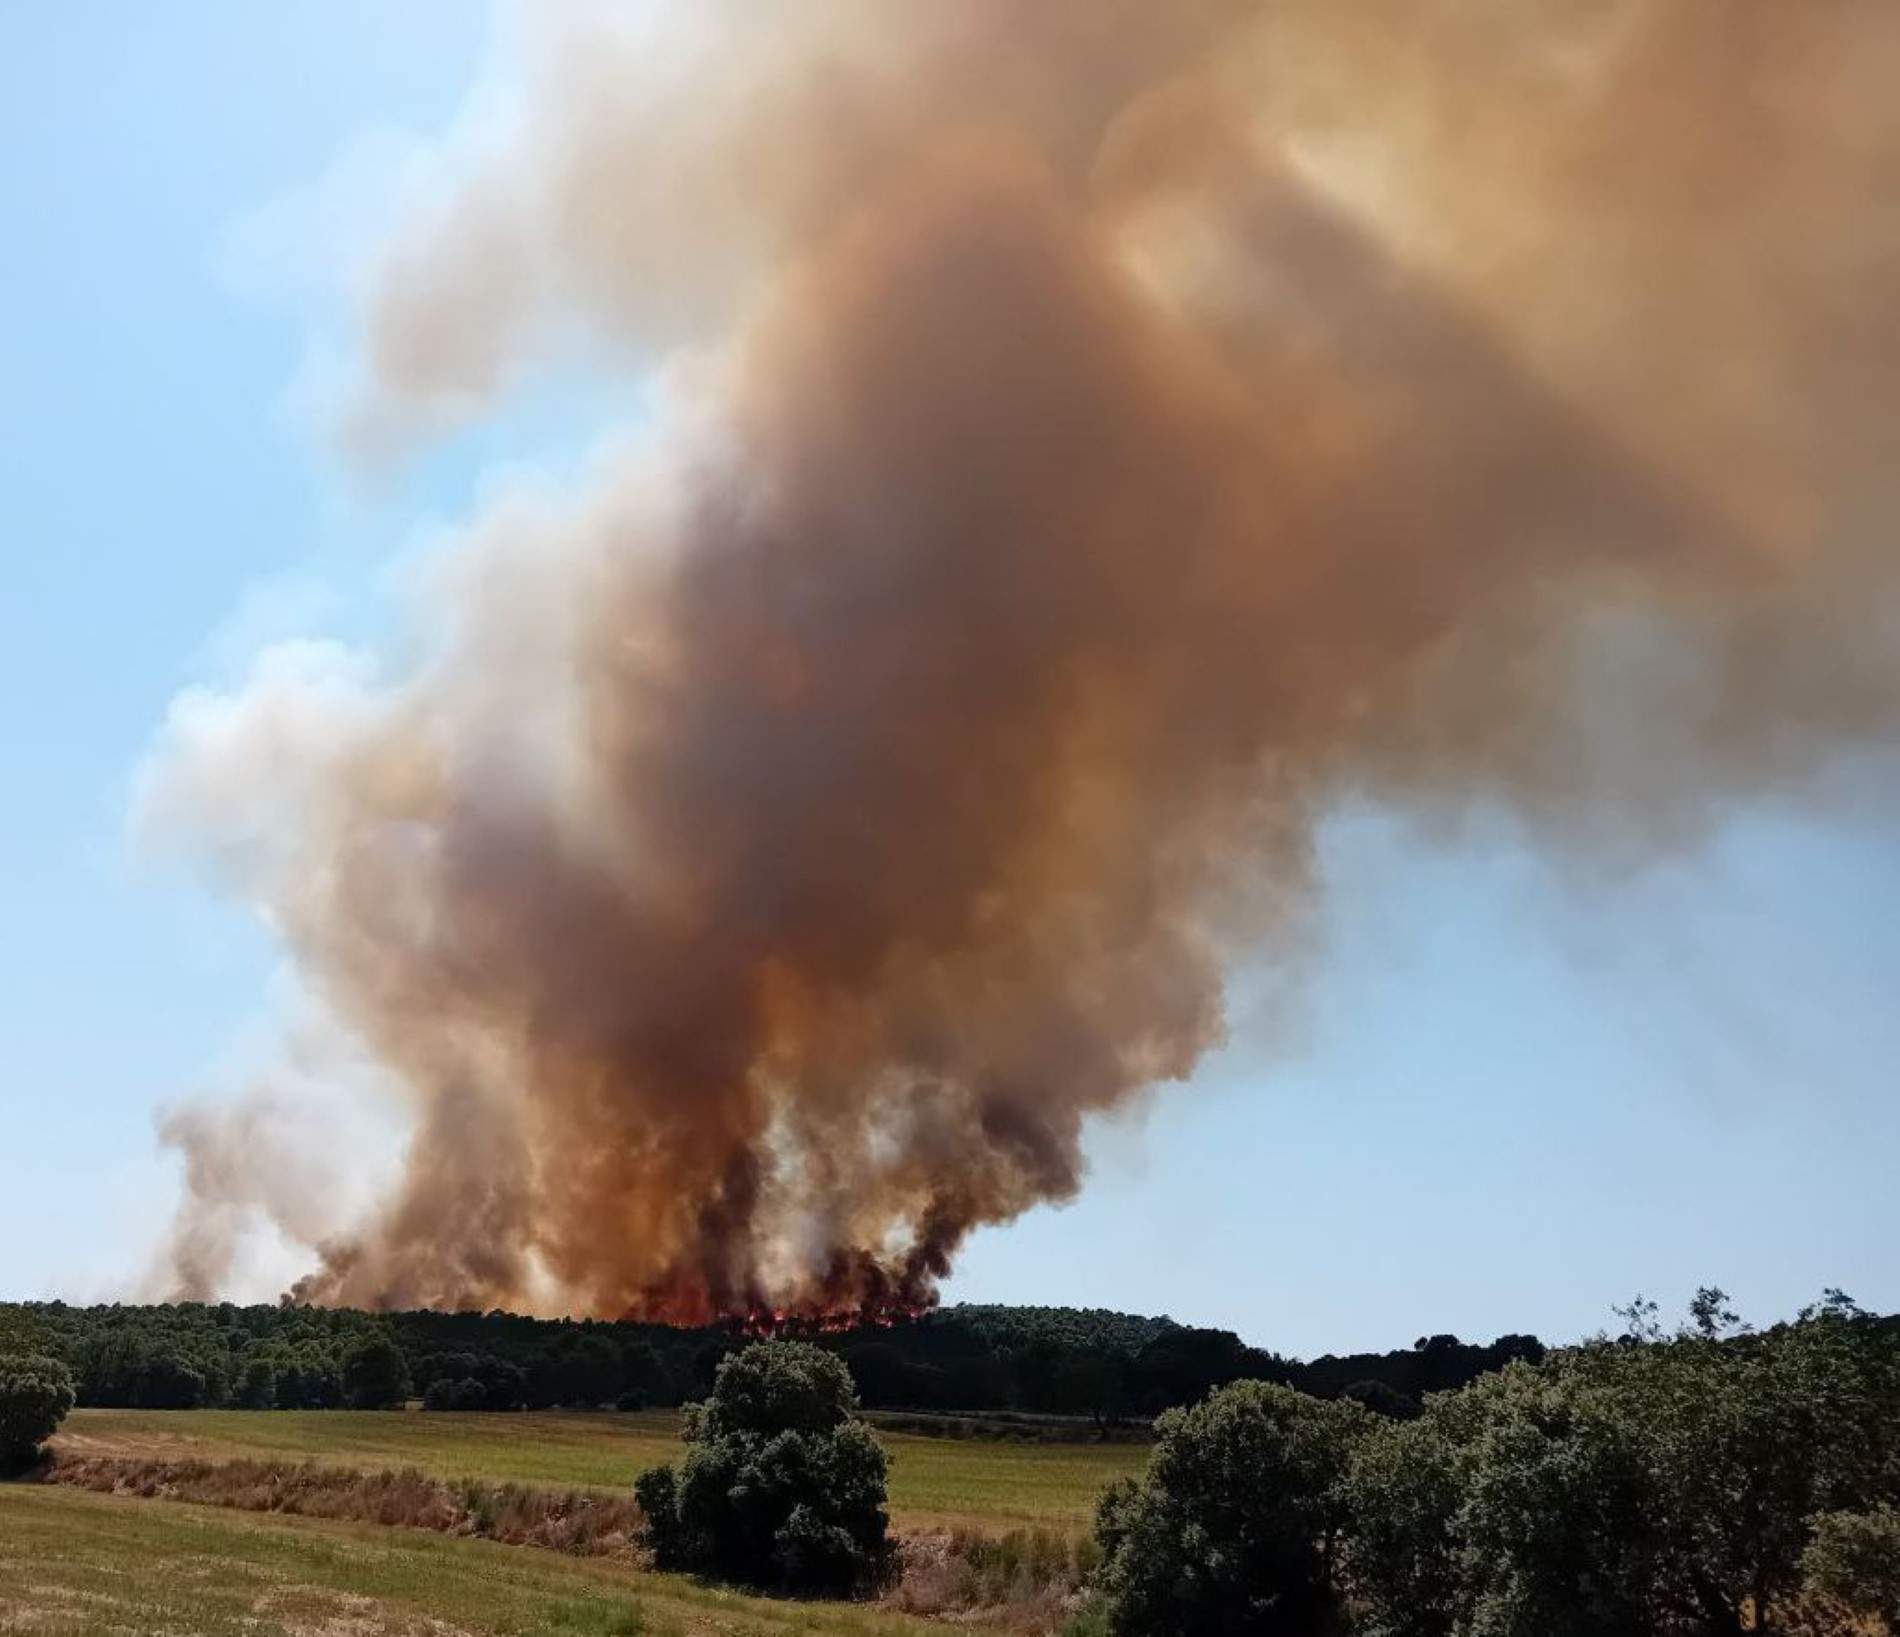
(47, 1455), (643, 1555)
(635, 1339), (891, 1596)
(889, 1526), (1097, 1623)
(0, 1353), (76, 1464)
(1092, 1378), (1368, 1637)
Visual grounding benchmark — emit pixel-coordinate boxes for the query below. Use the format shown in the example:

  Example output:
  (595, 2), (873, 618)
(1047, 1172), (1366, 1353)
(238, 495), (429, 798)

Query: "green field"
(0, 1482), (978, 1636)
(54, 1407), (1147, 1535)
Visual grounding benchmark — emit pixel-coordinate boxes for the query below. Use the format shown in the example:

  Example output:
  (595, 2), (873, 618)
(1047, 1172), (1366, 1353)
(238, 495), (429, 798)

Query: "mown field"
(0, 1483), (979, 1637)
(53, 1407), (1147, 1535)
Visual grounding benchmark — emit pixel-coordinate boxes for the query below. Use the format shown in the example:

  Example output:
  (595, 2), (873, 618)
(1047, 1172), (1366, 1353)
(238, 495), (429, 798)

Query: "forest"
(5, 1297), (1543, 1421)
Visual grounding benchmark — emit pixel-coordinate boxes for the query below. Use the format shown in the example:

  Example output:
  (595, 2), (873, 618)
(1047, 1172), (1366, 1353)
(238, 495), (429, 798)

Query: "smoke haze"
(143, 0), (1900, 1320)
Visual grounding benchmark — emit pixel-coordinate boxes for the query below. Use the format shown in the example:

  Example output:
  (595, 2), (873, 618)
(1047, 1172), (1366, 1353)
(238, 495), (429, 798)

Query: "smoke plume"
(145, 0), (1900, 1320)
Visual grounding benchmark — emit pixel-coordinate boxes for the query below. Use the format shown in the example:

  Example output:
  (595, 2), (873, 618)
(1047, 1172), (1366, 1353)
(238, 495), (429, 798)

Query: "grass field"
(53, 1407), (1147, 1535)
(0, 1482), (984, 1636)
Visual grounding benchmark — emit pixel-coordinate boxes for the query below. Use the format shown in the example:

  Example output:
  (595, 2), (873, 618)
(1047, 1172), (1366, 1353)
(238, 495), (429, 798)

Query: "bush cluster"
(1087, 1292), (1900, 1637)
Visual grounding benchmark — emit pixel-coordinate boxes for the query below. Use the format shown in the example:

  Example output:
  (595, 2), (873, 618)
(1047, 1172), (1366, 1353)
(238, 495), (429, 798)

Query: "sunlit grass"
(0, 1483), (985, 1637)
(56, 1407), (1148, 1535)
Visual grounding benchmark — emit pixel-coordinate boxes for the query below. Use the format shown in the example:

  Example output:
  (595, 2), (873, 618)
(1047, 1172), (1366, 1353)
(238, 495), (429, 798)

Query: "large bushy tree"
(1093, 1378), (1368, 1636)
(0, 1354), (76, 1465)
(635, 1339), (891, 1596)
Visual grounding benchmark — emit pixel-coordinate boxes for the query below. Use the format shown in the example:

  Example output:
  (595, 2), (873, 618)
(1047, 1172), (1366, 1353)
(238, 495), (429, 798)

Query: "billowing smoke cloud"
(144, 0), (1900, 1321)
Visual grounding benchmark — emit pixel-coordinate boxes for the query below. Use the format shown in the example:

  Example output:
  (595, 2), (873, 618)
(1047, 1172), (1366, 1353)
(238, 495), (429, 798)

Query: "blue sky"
(3, 4), (1894, 1357)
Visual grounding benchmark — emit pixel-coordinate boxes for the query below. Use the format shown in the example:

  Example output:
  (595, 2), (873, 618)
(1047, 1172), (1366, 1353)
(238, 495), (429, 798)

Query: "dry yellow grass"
(0, 1482), (986, 1636)
(54, 1407), (1148, 1536)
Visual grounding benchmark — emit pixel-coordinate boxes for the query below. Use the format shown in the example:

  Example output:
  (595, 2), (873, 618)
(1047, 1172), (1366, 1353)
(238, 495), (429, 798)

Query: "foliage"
(1338, 1379), (1421, 1420)
(416, 1353), (527, 1411)
(132, 1353), (209, 1409)
(233, 1355), (277, 1409)
(636, 1339), (892, 1596)
(15, 1299), (1547, 1422)
(424, 1376), (489, 1411)
(1299, 1334), (1545, 1406)
(1339, 1294), (1900, 1637)
(1341, 1396), (1474, 1637)
(0, 1352), (76, 1463)
(341, 1334), (412, 1409)
(0, 1302), (49, 1356)
(1093, 1378), (1368, 1636)
(1801, 1506), (1900, 1632)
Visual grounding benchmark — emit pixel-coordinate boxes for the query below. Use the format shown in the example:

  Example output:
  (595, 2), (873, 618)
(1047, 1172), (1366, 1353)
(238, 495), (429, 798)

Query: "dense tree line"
(4, 1296), (1546, 1419)
(10, 1300), (692, 1414)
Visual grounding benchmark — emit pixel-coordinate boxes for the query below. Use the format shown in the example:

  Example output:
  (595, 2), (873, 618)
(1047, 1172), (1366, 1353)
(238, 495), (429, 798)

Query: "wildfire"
(732, 1301), (926, 1340)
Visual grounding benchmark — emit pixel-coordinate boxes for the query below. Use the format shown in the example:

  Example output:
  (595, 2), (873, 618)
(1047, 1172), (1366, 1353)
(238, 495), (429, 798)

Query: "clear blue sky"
(3, 4), (1894, 1358)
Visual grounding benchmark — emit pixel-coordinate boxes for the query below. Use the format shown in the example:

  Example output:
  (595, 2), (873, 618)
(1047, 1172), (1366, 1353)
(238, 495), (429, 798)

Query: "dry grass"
(887, 1528), (1101, 1631)
(45, 1455), (644, 1559)
(40, 1454), (1105, 1633)
(0, 1482), (980, 1636)
(56, 1408), (1146, 1536)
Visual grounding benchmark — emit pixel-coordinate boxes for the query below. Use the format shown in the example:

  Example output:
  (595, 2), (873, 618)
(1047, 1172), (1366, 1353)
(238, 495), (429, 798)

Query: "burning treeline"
(146, 1), (1900, 1322)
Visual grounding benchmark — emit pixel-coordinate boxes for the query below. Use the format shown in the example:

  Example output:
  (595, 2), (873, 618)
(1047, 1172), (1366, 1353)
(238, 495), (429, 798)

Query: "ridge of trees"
(4, 1295), (1844, 1423)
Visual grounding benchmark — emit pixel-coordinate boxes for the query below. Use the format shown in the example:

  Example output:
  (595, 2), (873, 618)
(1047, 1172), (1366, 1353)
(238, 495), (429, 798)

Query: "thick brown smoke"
(145, 0), (1900, 1320)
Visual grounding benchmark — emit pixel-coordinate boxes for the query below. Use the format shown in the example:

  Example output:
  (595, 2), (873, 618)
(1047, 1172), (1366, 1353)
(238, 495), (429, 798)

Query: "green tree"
(1343, 1296), (1900, 1637)
(341, 1335), (412, 1409)
(131, 1352), (207, 1409)
(1448, 1360), (1656, 1636)
(1339, 1379), (1421, 1421)
(1687, 1286), (1747, 1340)
(634, 1339), (891, 1596)
(0, 1354), (76, 1465)
(1802, 1505), (1900, 1633)
(1343, 1393), (1480, 1637)
(1093, 1379), (1368, 1636)
(423, 1375), (487, 1410)
(233, 1355), (277, 1409)
(0, 1304), (47, 1357)
(549, 1334), (621, 1407)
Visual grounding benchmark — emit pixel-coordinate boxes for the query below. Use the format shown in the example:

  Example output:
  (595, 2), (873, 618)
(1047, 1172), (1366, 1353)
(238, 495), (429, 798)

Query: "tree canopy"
(0, 1353), (75, 1466)
(635, 1340), (891, 1597)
